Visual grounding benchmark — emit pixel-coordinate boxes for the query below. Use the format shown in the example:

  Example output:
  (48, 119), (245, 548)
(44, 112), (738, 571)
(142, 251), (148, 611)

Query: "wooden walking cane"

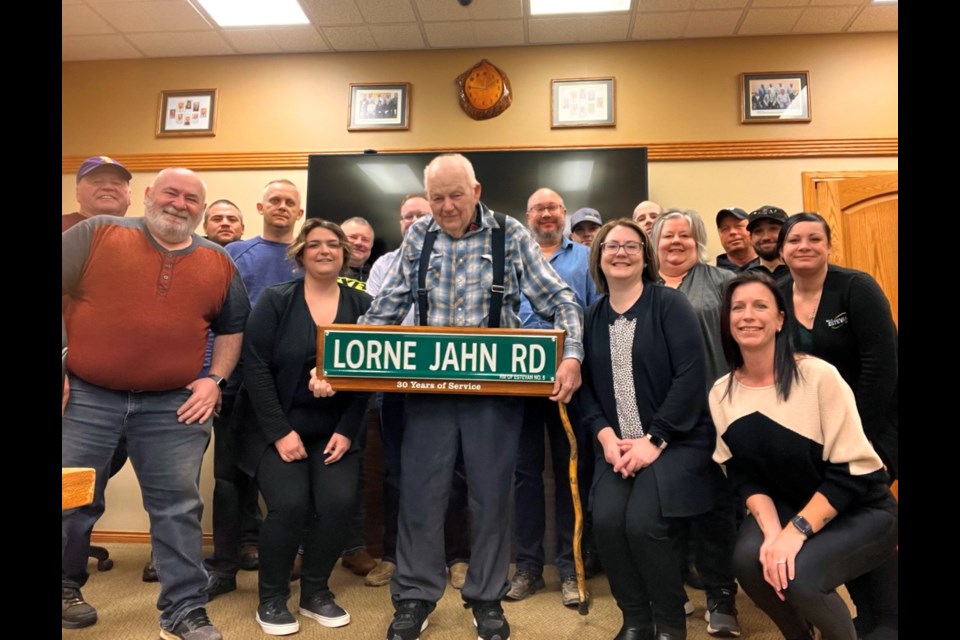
(559, 401), (589, 615)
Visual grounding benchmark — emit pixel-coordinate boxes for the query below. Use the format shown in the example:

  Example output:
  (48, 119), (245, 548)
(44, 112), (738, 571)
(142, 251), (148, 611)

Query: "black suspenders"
(417, 211), (507, 328)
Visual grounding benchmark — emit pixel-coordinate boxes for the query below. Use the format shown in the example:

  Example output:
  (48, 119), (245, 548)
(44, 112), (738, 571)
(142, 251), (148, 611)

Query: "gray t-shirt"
(661, 262), (734, 385)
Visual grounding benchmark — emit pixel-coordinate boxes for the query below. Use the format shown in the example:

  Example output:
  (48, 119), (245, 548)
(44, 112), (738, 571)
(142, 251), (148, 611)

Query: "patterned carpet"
(60, 543), (848, 639)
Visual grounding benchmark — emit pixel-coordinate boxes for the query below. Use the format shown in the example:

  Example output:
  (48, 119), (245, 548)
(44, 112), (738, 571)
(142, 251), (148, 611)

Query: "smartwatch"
(207, 374), (226, 391)
(645, 433), (668, 450)
(790, 515), (814, 539)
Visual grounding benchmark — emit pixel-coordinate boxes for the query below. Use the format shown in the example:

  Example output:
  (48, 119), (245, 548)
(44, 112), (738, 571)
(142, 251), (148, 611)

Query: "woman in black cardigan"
(238, 218), (371, 636)
(777, 212), (898, 639)
(578, 219), (721, 640)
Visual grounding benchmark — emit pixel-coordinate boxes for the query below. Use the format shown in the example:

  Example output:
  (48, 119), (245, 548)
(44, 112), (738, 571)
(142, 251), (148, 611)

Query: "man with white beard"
(62, 168), (249, 640)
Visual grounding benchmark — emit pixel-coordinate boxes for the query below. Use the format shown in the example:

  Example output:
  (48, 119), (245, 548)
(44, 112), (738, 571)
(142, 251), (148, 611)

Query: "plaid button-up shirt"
(361, 203), (583, 361)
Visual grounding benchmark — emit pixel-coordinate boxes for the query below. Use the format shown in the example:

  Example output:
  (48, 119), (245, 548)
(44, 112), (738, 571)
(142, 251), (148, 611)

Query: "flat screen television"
(306, 147), (649, 262)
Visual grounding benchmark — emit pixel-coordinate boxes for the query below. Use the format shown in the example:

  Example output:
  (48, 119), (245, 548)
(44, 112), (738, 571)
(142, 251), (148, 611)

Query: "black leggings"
(733, 499), (897, 640)
(256, 438), (360, 604)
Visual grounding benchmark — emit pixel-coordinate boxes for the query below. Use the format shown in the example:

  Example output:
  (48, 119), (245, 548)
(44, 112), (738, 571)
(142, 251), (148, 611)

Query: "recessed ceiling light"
(194, 0), (310, 27)
(530, 0), (631, 16)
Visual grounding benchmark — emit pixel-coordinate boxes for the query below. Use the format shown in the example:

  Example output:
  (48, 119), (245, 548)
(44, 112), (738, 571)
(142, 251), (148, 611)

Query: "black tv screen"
(306, 147), (648, 261)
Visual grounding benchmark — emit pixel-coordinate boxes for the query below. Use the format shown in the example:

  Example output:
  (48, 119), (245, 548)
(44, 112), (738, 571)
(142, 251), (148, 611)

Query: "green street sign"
(317, 326), (564, 396)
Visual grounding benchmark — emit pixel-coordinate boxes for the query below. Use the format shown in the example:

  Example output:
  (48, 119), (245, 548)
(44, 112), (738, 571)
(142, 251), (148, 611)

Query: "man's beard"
(145, 201), (197, 244)
(756, 245), (779, 261)
(533, 227), (563, 246)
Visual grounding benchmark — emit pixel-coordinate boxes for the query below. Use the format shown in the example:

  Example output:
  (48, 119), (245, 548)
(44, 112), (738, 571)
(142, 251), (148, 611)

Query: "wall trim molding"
(91, 531), (212, 544)
(63, 138), (897, 174)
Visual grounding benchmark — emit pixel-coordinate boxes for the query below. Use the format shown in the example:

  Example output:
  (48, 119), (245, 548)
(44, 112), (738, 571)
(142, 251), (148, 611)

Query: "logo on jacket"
(825, 312), (848, 329)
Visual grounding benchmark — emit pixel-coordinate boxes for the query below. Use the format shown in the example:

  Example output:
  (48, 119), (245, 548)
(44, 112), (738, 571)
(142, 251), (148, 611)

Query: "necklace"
(793, 284), (822, 322)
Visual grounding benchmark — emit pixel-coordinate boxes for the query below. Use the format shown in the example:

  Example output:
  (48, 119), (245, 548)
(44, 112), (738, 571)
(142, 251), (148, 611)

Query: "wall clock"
(455, 59), (513, 121)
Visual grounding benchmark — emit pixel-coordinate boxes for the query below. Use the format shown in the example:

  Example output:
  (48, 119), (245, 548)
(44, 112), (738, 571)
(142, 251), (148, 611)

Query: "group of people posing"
(62, 153), (897, 640)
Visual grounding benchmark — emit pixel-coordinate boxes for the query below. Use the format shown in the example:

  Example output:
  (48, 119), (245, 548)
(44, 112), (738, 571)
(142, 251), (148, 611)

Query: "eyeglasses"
(401, 211), (430, 222)
(527, 203), (564, 214)
(601, 241), (644, 255)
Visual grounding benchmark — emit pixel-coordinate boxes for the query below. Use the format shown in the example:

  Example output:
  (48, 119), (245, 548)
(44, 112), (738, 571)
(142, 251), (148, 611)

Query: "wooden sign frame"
(317, 325), (564, 396)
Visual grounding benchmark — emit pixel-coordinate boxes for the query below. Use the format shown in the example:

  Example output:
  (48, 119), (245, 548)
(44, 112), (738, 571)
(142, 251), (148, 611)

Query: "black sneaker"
(468, 600), (511, 640)
(62, 587), (97, 629)
(143, 559), (159, 582)
(387, 600), (431, 640)
(160, 607), (222, 640)
(705, 590), (740, 637)
(256, 600), (299, 636)
(204, 573), (236, 601)
(300, 591), (350, 628)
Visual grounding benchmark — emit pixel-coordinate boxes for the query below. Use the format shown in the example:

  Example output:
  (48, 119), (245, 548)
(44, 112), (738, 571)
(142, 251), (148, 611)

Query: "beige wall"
(63, 32), (897, 535)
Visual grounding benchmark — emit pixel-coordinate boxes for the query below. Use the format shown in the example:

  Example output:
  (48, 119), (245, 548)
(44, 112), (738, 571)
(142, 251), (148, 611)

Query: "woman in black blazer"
(578, 219), (720, 640)
(239, 218), (371, 636)
(777, 212), (898, 639)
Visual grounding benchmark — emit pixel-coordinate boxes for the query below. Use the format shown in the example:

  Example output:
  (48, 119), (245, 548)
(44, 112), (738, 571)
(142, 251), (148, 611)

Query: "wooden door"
(801, 171), (898, 326)
(802, 171), (898, 499)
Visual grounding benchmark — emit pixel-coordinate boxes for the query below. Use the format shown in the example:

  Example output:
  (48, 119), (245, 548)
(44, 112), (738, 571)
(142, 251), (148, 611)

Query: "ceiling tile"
(847, 4), (898, 31)
(369, 24), (425, 49)
(631, 11), (689, 39)
(424, 19), (523, 48)
(219, 29), (281, 54)
(473, 19), (525, 46)
(529, 15), (629, 44)
(272, 26), (331, 52)
(637, 0), (694, 11)
(127, 30), (233, 56)
(423, 21), (474, 47)
(415, 0), (522, 22)
(685, 8), (741, 37)
(63, 5), (115, 35)
(322, 25), (378, 50)
(299, 0), (364, 25)
(95, 0), (211, 33)
(693, 0), (747, 8)
(751, 0), (810, 6)
(355, 0), (416, 23)
(62, 34), (143, 60)
(739, 7), (804, 34)
(793, 6), (858, 32)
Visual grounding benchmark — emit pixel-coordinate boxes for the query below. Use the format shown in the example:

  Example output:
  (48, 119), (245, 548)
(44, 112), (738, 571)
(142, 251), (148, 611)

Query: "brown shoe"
(448, 562), (468, 589)
(365, 560), (396, 587)
(341, 549), (377, 576)
(561, 576), (588, 608)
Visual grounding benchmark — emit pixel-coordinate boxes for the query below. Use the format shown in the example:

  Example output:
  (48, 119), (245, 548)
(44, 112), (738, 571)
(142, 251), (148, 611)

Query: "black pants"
(392, 394), (522, 605)
(256, 438), (360, 604)
(676, 472), (739, 602)
(513, 397), (578, 578)
(205, 401), (264, 577)
(593, 461), (687, 632)
(378, 392), (470, 566)
(733, 498), (898, 640)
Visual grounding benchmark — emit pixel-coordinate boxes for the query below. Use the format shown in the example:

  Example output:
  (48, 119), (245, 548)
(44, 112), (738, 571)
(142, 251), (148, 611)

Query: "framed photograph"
(156, 89), (218, 137)
(740, 71), (811, 124)
(348, 83), (410, 131)
(551, 77), (615, 129)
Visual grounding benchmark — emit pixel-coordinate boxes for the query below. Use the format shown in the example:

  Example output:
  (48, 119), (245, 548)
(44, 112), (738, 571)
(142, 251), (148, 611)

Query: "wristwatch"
(206, 374), (226, 391)
(645, 433), (668, 450)
(790, 515), (814, 539)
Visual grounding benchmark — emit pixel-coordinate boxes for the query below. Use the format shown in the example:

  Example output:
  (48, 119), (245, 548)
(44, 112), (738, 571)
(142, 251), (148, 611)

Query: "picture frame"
(156, 89), (218, 137)
(740, 71), (811, 124)
(551, 77), (615, 129)
(348, 83), (411, 131)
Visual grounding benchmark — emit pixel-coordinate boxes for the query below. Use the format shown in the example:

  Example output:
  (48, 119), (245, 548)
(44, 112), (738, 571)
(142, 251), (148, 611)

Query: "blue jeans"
(62, 377), (212, 631)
